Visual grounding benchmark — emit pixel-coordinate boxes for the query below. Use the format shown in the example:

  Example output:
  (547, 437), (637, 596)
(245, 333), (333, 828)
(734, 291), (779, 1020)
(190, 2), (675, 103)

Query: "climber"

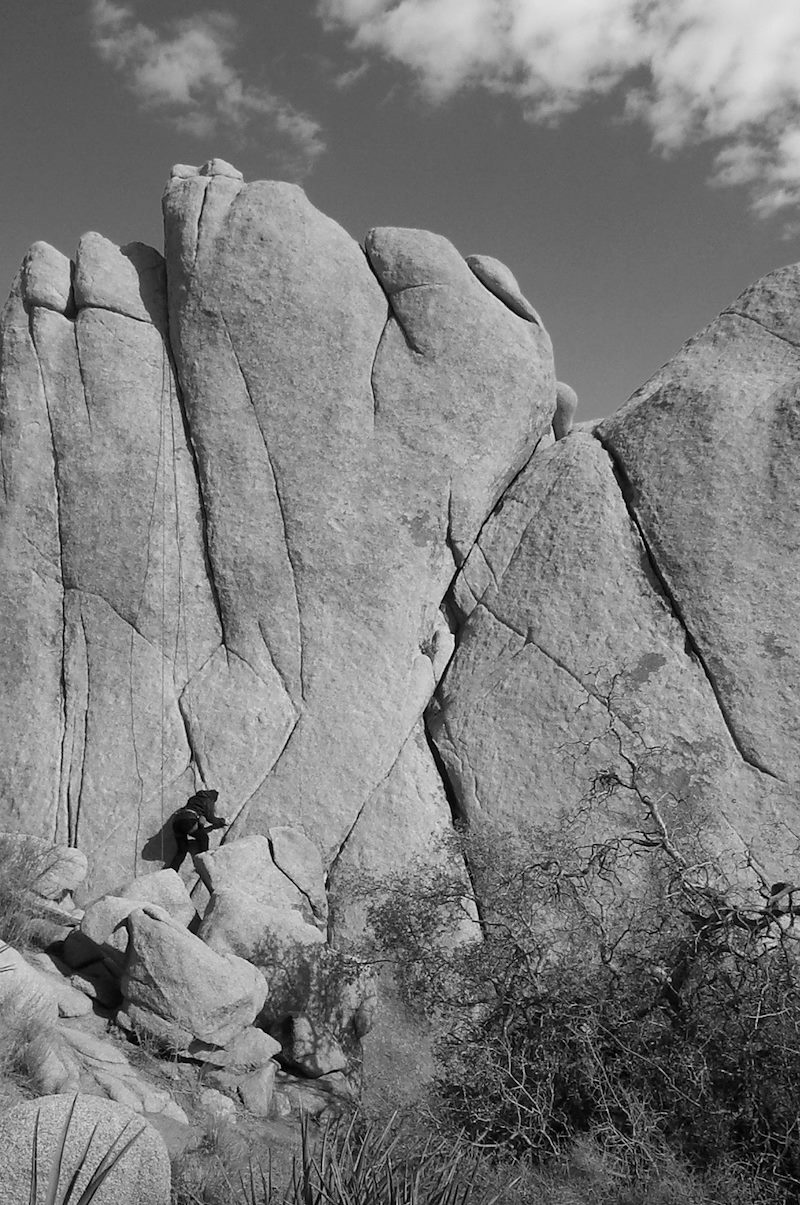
(168, 789), (228, 872)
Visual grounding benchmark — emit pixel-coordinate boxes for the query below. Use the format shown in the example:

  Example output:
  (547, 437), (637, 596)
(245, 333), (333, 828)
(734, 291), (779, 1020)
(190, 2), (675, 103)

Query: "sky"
(2, 0), (800, 420)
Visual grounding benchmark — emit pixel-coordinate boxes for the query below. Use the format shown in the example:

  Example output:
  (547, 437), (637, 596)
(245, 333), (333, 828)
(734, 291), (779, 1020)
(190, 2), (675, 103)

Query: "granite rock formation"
(2, 163), (800, 1099)
(0, 159), (554, 898)
(432, 267), (800, 883)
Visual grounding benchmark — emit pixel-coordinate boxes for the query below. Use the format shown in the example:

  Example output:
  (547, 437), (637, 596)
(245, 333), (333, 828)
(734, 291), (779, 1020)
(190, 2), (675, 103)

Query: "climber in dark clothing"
(168, 789), (228, 872)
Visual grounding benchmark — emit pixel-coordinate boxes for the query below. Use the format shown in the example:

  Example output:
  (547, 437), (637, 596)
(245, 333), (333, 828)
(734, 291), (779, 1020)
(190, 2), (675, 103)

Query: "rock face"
(162, 166), (554, 862)
(0, 160), (554, 897)
(2, 161), (800, 1103)
(431, 267), (800, 882)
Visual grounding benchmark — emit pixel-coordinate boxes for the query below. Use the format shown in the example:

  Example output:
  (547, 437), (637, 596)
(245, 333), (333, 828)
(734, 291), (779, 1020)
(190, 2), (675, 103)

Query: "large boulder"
(118, 906), (267, 1051)
(0, 1094), (170, 1205)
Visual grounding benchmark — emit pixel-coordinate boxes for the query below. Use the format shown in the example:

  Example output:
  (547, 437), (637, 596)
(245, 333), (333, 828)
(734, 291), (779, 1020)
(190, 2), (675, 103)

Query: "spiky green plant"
(28, 1094), (144, 1205)
(271, 1113), (513, 1205)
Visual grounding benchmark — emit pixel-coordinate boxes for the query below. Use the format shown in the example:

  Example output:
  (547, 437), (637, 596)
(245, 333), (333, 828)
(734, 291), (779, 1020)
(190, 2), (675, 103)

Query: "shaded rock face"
(0, 161), (554, 897)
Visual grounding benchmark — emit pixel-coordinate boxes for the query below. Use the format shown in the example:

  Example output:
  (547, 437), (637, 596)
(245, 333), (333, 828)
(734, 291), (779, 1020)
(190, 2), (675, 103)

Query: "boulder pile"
(0, 828), (374, 1129)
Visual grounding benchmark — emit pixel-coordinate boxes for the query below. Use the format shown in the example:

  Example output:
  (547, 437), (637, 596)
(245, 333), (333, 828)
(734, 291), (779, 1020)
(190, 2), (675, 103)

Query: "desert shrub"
(354, 791), (800, 1199)
(0, 833), (62, 947)
(0, 989), (52, 1107)
(170, 1112), (246, 1205)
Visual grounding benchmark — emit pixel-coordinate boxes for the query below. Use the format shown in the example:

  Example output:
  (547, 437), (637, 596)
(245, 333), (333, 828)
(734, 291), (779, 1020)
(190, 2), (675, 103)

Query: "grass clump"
(0, 833), (65, 948)
(170, 1111), (516, 1205)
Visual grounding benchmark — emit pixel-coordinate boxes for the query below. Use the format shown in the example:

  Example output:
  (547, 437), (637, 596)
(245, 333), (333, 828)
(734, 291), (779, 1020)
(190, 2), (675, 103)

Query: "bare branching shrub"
(350, 687), (800, 1201)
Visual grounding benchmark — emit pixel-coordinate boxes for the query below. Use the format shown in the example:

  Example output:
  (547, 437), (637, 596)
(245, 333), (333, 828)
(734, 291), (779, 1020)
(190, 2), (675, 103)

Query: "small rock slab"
(466, 254), (541, 324)
(188, 1025), (280, 1071)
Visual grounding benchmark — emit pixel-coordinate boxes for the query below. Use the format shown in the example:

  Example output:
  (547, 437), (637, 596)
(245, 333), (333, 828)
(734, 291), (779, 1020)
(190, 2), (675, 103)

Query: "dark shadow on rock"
(121, 242), (168, 334)
(141, 822), (174, 867)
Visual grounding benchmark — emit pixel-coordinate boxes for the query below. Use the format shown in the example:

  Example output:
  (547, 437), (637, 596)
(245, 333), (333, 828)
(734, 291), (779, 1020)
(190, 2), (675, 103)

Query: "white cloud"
(319, 0), (800, 221)
(90, 1), (324, 167)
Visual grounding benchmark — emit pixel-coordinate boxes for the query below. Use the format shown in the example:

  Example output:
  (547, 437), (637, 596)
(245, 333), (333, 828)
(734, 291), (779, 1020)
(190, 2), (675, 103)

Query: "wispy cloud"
(319, 0), (800, 222)
(90, 1), (324, 168)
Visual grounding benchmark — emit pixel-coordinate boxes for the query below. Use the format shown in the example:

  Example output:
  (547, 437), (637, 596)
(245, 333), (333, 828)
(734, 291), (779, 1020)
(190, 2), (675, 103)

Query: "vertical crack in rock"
(593, 430), (783, 782)
(167, 373), (187, 673)
(193, 180), (212, 269)
(422, 714), (486, 928)
(368, 307), (390, 422)
(360, 245), (423, 354)
(176, 689), (207, 784)
(134, 344), (170, 640)
(128, 624), (147, 866)
(73, 323), (92, 431)
(266, 834), (318, 919)
(422, 717), (468, 829)
(256, 618), (298, 705)
(444, 479), (459, 570)
(29, 323), (69, 843)
(74, 605), (90, 847)
(220, 314), (305, 702)
(165, 340), (227, 653)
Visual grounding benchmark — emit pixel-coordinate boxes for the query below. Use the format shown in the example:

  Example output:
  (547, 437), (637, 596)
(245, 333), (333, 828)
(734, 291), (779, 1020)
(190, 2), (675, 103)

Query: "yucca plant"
(268, 1113), (513, 1205)
(27, 1094), (144, 1205)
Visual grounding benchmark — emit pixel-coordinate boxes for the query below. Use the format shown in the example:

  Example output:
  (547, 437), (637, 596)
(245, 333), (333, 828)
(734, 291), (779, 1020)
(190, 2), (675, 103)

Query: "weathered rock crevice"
(193, 180), (212, 268)
(72, 325), (92, 430)
(722, 308), (800, 350)
(162, 325), (227, 651)
(220, 315), (305, 705)
(29, 326), (69, 843)
(593, 428), (783, 782)
(368, 308), (390, 422)
(421, 715), (467, 829)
